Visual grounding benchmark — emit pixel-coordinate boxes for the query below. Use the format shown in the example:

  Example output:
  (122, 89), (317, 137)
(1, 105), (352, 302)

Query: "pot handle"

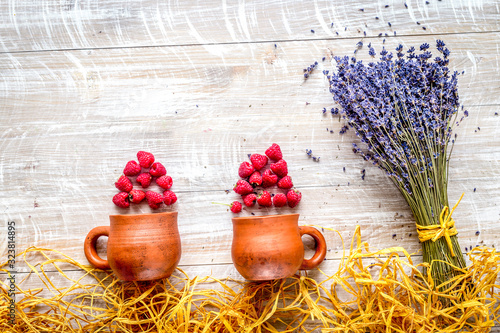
(298, 226), (327, 270)
(84, 226), (111, 270)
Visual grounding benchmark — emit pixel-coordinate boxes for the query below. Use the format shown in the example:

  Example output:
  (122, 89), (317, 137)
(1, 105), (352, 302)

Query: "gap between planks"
(0, 29), (498, 56)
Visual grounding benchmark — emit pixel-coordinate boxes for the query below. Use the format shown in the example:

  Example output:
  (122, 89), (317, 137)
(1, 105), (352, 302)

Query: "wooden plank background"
(1, 0), (499, 329)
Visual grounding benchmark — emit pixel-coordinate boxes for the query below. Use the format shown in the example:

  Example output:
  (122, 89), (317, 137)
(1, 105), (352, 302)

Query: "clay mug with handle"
(231, 214), (327, 281)
(84, 212), (181, 281)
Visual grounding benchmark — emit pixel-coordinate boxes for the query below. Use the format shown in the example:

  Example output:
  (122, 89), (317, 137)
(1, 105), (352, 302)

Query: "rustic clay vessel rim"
(232, 213), (299, 222)
(109, 211), (178, 218)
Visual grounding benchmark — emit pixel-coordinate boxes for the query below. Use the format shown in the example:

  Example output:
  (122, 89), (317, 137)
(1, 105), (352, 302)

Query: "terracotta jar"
(231, 214), (327, 281)
(84, 212), (181, 281)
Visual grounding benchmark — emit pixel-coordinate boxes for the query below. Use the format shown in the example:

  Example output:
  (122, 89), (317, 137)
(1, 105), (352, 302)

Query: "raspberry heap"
(225, 143), (302, 213)
(112, 151), (177, 210)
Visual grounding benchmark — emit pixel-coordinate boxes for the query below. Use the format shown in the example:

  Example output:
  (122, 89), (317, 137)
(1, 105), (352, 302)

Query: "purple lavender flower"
(326, 41), (465, 197)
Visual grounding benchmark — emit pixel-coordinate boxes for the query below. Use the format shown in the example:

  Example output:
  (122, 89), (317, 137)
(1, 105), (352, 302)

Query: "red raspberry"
(156, 175), (173, 190)
(249, 171), (262, 187)
(270, 159), (288, 178)
(163, 190), (178, 205)
(233, 180), (253, 195)
(136, 173), (152, 188)
(149, 162), (166, 177)
(112, 192), (130, 208)
(115, 175), (133, 192)
(265, 143), (283, 161)
(230, 201), (242, 213)
(262, 169), (278, 187)
(243, 193), (257, 207)
(137, 151), (155, 168)
(257, 190), (272, 207)
(272, 193), (287, 207)
(123, 161), (141, 176)
(277, 176), (293, 189)
(250, 154), (268, 171)
(238, 161), (255, 178)
(146, 191), (163, 209)
(128, 189), (146, 204)
(287, 189), (302, 208)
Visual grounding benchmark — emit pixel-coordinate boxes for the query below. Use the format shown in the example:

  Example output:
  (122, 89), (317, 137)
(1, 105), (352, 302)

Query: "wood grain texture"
(0, 0), (499, 329)
(0, 0), (499, 52)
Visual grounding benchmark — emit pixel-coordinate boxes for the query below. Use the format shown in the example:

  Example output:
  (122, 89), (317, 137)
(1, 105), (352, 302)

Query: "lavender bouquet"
(327, 41), (468, 292)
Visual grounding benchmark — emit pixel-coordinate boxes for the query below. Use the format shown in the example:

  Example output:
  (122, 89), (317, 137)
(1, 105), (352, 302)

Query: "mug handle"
(84, 226), (111, 270)
(298, 226), (327, 270)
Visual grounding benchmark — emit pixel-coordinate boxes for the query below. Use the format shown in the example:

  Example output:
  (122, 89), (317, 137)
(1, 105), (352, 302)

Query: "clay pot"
(84, 212), (181, 281)
(231, 214), (327, 281)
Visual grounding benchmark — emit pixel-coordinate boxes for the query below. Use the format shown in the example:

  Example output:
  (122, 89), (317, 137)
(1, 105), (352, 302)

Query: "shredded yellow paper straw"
(1, 226), (499, 332)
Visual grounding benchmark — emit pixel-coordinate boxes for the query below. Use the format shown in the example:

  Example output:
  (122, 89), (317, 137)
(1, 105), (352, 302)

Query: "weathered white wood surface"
(0, 0), (499, 329)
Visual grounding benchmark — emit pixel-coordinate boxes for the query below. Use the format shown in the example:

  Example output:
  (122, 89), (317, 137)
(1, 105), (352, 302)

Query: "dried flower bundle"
(326, 41), (468, 292)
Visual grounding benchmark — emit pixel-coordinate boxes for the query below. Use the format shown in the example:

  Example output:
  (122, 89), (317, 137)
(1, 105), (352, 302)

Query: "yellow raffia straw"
(1, 225), (499, 332)
(416, 193), (464, 257)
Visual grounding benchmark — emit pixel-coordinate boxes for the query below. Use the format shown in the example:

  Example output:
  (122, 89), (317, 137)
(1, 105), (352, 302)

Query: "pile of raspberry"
(112, 151), (177, 210)
(229, 143), (302, 213)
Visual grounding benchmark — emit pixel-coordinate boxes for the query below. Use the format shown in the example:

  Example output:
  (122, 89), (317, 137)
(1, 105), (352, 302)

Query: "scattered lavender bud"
(425, 1), (429, 4)
(359, 8), (364, 11)
(476, 231), (480, 236)
(404, 3), (408, 8)
(422, 26), (427, 30)
(364, 31), (367, 36)
(495, 112), (498, 116)
(388, 22), (392, 27)
(378, 33), (383, 37)
(322, 57), (326, 61)
(343, 167), (345, 172)
(416, 21), (421, 25)
(375, 16), (379, 20)
(311, 29), (315, 33)
(303, 61), (318, 80)
(474, 188), (477, 192)
(385, 4), (389, 8)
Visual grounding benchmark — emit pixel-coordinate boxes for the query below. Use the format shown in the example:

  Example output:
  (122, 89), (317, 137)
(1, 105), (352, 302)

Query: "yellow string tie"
(416, 193), (464, 257)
